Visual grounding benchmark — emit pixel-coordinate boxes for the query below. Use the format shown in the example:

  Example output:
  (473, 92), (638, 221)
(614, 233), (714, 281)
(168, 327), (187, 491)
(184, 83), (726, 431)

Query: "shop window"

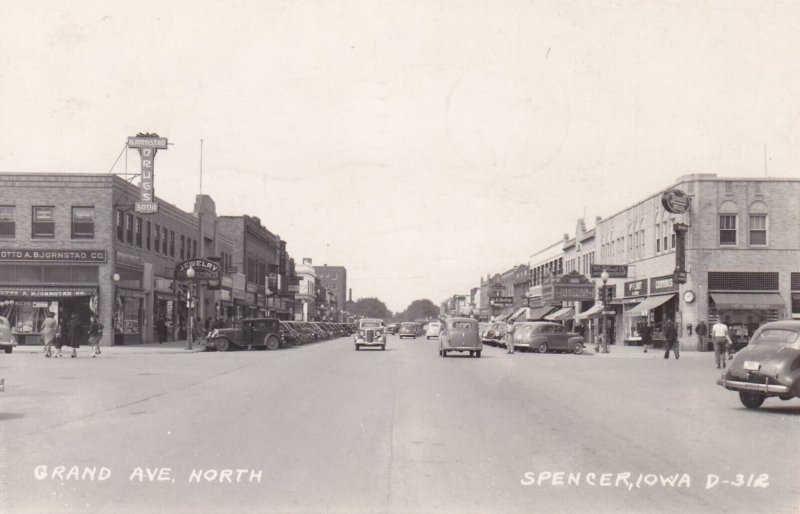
(708, 272), (778, 291)
(125, 213), (133, 244)
(193, 239), (197, 258)
(154, 224), (161, 253)
(116, 210), (124, 241)
(146, 221), (151, 250)
(162, 227), (168, 254)
(71, 207), (95, 239)
(135, 217), (142, 247)
(0, 206), (15, 238)
(792, 293), (800, 318)
(749, 214), (767, 246)
(32, 206), (55, 238)
(719, 215), (737, 245)
(169, 231), (175, 257)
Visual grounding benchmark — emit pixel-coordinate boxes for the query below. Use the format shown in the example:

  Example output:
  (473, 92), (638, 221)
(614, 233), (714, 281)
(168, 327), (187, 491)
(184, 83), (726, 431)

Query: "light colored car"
(426, 322), (441, 340)
(512, 322), (585, 354)
(717, 320), (800, 409)
(355, 318), (386, 351)
(0, 316), (18, 354)
(439, 317), (482, 358)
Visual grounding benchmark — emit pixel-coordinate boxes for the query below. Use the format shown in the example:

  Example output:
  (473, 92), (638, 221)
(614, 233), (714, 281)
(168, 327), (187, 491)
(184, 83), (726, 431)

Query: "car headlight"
(211, 329), (218, 338)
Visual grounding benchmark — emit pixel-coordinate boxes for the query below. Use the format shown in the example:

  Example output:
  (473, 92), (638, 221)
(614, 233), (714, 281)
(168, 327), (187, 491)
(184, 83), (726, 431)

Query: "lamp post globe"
(112, 273), (120, 283)
(186, 266), (195, 279)
(186, 266), (195, 350)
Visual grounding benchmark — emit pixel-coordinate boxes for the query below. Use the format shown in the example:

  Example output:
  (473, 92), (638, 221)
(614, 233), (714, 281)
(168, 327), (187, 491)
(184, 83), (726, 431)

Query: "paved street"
(1, 337), (798, 514)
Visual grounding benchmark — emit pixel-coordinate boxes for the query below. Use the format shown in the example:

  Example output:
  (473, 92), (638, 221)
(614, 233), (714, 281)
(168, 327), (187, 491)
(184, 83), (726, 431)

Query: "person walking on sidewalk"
(663, 320), (679, 359)
(87, 316), (103, 357)
(505, 320), (516, 354)
(711, 321), (733, 369)
(66, 313), (82, 358)
(637, 319), (652, 353)
(695, 320), (708, 352)
(41, 312), (57, 358)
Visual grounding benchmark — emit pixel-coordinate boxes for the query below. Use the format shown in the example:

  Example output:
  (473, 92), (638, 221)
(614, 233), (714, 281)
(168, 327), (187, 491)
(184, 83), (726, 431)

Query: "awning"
(545, 307), (574, 321)
(493, 314), (509, 322)
(509, 305), (559, 321)
(574, 303), (605, 320)
(508, 307), (527, 322)
(628, 294), (676, 315)
(710, 292), (784, 310)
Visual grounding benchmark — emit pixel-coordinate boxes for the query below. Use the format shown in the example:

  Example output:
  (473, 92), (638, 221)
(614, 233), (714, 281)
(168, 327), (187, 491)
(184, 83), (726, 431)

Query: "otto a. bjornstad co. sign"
(127, 133), (168, 214)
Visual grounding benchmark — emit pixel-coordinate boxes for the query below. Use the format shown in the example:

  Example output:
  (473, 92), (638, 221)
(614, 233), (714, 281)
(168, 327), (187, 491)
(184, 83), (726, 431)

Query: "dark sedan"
(511, 322), (585, 354)
(207, 318), (283, 351)
(717, 320), (800, 409)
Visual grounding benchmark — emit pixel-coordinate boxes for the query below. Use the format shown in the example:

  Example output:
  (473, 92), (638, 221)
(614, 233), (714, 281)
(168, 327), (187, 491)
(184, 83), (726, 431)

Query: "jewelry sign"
(127, 133), (168, 214)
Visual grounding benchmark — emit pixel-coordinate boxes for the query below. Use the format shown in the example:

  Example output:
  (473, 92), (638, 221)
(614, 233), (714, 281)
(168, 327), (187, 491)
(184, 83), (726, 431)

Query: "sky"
(2, 0), (800, 313)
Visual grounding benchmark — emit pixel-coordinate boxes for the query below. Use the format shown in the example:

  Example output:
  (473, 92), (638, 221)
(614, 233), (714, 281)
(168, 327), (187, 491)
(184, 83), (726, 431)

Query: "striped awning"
(574, 303), (605, 320)
(628, 294), (676, 315)
(545, 307), (574, 321)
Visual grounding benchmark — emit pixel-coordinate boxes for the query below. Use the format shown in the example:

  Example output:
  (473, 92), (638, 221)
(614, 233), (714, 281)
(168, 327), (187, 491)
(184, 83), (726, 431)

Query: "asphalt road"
(1, 336), (798, 514)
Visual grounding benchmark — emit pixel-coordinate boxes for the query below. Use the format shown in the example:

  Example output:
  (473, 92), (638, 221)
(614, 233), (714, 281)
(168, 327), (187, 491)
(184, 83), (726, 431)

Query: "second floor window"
(71, 207), (95, 239)
(720, 215), (737, 245)
(126, 214), (133, 244)
(154, 224), (161, 253)
(146, 221), (151, 250)
(180, 235), (185, 260)
(0, 206), (15, 238)
(162, 227), (168, 254)
(169, 231), (175, 257)
(135, 217), (142, 247)
(32, 206), (55, 238)
(116, 210), (124, 241)
(749, 214), (767, 246)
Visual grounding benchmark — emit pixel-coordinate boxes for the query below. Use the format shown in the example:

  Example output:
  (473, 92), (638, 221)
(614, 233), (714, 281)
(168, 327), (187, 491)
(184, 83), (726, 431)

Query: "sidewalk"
(11, 340), (207, 355)
(582, 343), (706, 359)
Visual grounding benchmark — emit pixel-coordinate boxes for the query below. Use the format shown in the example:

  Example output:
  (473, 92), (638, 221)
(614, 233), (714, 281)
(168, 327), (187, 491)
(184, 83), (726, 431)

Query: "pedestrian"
(41, 312), (58, 358)
(638, 318), (652, 353)
(54, 316), (66, 358)
(711, 320), (733, 369)
(156, 317), (166, 344)
(505, 320), (515, 354)
(87, 316), (103, 357)
(695, 320), (708, 352)
(66, 313), (82, 358)
(663, 319), (679, 359)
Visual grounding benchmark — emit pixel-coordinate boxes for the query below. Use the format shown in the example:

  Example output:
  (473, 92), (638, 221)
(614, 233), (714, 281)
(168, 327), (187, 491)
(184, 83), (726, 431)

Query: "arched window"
(749, 201), (768, 246)
(719, 201), (739, 246)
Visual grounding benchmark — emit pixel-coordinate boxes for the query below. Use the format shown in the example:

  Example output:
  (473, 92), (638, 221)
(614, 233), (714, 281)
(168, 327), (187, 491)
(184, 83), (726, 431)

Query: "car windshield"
(753, 329), (799, 345)
(361, 321), (383, 328)
(401, 323), (415, 328)
(451, 321), (474, 329)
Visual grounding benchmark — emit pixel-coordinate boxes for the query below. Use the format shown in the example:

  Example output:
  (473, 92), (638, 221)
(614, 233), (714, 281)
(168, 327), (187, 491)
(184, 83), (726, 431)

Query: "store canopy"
(710, 292), (784, 310)
(628, 294), (676, 315)
(509, 305), (558, 322)
(545, 307), (574, 321)
(574, 303), (605, 320)
(493, 314), (509, 323)
(508, 307), (528, 322)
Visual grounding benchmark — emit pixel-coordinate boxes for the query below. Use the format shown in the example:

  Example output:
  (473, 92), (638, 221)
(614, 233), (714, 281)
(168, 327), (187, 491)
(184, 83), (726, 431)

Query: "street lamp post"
(600, 269), (610, 354)
(112, 273), (120, 346)
(186, 266), (195, 350)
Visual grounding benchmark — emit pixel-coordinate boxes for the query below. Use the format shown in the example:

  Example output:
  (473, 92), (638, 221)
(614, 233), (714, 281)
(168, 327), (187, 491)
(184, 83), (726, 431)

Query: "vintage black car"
(207, 318), (283, 351)
(717, 320), (800, 409)
(354, 318), (386, 350)
(511, 321), (585, 354)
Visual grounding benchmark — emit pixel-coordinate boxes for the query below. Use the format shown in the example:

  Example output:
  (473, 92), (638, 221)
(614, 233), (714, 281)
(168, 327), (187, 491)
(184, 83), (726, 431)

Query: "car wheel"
(469, 351), (474, 357)
(442, 350), (448, 357)
(355, 344), (360, 351)
(476, 351), (482, 358)
(214, 338), (230, 352)
(265, 336), (280, 351)
(572, 342), (583, 355)
(381, 345), (386, 351)
(537, 342), (548, 353)
(739, 391), (765, 409)
(4, 347), (12, 354)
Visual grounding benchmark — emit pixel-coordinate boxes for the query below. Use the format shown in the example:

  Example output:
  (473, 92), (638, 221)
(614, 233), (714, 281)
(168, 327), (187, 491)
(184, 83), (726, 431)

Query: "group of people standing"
(41, 312), (103, 358)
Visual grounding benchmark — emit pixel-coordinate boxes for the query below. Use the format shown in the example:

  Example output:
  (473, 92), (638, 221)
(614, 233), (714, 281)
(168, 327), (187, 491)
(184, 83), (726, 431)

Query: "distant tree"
(398, 299), (440, 322)
(350, 297), (392, 320)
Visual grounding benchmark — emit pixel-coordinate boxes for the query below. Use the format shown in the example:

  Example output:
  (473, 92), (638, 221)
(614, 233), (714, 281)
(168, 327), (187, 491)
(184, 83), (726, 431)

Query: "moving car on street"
(481, 322), (506, 347)
(399, 322), (418, 339)
(425, 321), (441, 340)
(0, 316), (17, 354)
(439, 317), (482, 358)
(512, 322), (585, 354)
(717, 320), (800, 409)
(207, 317), (283, 351)
(354, 318), (386, 351)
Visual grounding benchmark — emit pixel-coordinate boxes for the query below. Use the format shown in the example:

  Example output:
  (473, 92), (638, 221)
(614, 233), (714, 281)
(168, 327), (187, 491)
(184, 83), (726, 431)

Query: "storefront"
(0, 286), (96, 345)
(625, 274), (678, 347)
(708, 291), (783, 348)
(153, 277), (176, 342)
(621, 278), (648, 345)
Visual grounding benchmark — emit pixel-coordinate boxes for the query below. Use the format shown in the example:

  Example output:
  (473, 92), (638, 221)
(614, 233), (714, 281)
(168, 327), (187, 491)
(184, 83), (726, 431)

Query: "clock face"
(683, 290), (695, 303)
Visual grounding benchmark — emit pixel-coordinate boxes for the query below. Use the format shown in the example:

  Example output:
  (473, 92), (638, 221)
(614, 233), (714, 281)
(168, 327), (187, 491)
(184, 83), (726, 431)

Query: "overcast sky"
(2, 1), (799, 312)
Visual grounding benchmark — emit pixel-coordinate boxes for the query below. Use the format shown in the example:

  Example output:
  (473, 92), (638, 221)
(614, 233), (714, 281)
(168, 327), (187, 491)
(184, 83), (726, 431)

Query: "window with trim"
(146, 221), (151, 250)
(154, 224), (161, 253)
(117, 210), (124, 241)
(32, 206), (55, 238)
(749, 214), (767, 246)
(135, 217), (142, 247)
(0, 206), (15, 238)
(719, 215), (737, 245)
(169, 231), (175, 257)
(192, 240), (197, 258)
(71, 207), (94, 239)
(126, 213), (133, 244)
(162, 227), (167, 254)
(180, 235), (185, 260)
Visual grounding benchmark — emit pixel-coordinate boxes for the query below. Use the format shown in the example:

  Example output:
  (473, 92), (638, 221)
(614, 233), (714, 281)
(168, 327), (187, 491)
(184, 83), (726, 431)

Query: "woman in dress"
(87, 316), (103, 357)
(41, 312), (58, 358)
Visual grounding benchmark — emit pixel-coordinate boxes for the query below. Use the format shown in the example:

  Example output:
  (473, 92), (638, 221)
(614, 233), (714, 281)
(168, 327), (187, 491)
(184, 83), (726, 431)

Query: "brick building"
(314, 264), (347, 321)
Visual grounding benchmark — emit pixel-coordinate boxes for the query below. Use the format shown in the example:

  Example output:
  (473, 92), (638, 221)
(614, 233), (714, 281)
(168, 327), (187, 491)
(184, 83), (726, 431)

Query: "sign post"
(127, 133), (168, 214)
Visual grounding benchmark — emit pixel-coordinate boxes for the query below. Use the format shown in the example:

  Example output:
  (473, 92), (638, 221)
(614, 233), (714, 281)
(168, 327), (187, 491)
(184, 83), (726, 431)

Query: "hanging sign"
(127, 133), (168, 214)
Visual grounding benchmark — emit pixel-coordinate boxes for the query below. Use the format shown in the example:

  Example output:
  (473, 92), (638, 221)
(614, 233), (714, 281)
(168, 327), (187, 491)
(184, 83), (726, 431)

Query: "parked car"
(426, 321), (441, 340)
(0, 316), (17, 354)
(439, 317), (482, 358)
(717, 320), (800, 409)
(354, 318), (386, 351)
(481, 322), (506, 347)
(512, 322), (585, 354)
(478, 322), (489, 339)
(279, 321), (307, 346)
(207, 318), (283, 351)
(399, 322), (418, 339)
